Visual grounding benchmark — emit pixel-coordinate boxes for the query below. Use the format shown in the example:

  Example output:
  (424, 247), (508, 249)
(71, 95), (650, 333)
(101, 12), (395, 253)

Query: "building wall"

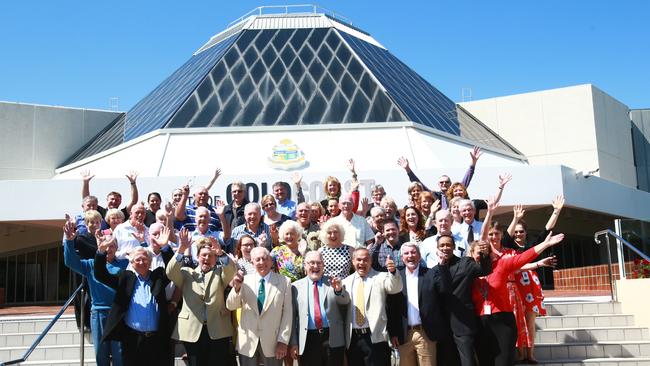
(460, 84), (637, 188)
(631, 109), (650, 191)
(0, 102), (121, 180)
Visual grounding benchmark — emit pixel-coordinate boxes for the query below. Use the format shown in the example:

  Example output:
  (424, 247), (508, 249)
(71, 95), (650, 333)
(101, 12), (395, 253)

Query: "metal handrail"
(227, 4), (355, 28)
(594, 229), (650, 302)
(0, 283), (85, 366)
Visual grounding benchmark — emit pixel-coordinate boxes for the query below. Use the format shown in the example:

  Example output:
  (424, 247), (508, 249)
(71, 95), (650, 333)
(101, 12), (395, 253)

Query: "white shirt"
(113, 221), (150, 260)
(331, 214), (374, 248)
(351, 274), (370, 329)
(254, 271), (272, 298)
(405, 267), (421, 326)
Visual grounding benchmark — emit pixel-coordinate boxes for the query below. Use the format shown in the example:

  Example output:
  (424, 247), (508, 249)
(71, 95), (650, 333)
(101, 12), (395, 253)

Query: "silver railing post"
(602, 235), (617, 302)
(79, 279), (86, 366)
(614, 219), (626, 279)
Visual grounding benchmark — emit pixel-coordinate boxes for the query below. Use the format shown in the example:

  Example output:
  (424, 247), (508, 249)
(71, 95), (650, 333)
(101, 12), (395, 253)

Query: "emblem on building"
(268, 139), (307, 170)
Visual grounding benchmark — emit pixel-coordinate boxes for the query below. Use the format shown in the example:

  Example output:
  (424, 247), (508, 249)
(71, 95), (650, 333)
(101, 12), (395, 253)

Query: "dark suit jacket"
(387, 264), (451, 344)
(443, 254), (491, 336)
(94, 248), (173, 342)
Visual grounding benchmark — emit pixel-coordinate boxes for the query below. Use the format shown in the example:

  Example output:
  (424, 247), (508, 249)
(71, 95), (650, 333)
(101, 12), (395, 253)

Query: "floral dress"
(270, 244), (304, 282)
(498, 247), (532, 348)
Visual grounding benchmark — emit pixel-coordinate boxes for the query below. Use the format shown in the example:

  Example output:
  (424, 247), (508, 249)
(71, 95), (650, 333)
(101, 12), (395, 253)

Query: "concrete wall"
(460, 84), (637, 188)
(631, 109), (650, 192)
(617, 279), (650, 330)
(0, 102), (121, 180)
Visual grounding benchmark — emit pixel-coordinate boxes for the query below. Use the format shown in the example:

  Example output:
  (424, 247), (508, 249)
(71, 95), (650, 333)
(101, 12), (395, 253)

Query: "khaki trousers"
(397, 328), (436, 366)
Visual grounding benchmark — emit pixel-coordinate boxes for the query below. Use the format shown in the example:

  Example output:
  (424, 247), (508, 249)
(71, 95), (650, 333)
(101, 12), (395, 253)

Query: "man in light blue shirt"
(420, 210), (465, 267)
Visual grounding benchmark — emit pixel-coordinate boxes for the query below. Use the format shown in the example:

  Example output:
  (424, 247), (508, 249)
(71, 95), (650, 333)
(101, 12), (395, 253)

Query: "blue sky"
(1, 0), (648, 111)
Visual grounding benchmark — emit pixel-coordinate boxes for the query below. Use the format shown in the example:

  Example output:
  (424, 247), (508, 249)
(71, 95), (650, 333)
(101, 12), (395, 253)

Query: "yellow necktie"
(355, 278), (366, 326)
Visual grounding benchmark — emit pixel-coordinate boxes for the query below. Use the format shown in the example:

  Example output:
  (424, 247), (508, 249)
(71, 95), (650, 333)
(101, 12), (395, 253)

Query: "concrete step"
(15, 357), (190, 366)
(536, 357), (650, 366)
(545, 302), (622, 316)
(0, 344), (95, 362)
(537, 326), (650, 343)
(0, 315), (79, 334)
(0, 330), (86, 347)
(536, 341), (650, 360)
(536, 314), (635, 329)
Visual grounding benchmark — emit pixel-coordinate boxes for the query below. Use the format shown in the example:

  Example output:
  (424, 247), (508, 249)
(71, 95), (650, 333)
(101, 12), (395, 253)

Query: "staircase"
(537, 299), (650, 365)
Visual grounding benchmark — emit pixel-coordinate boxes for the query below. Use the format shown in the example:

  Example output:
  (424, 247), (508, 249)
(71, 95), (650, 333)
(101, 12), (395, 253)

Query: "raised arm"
(93, 232), (119, 290)
(166, 228), (191, 287)
(292, 172), (305, 204)
(174, 185), (190, 222)
(545, 195), (565, 231)
(480, 197), (498, 242)
(397, 156), (431, 192)
(80, 170), (94, 199)
(125, 171), (139, 213)
(507, 232), (565, 273)
(492, 173), (512, 205)
(62, 220), (88, 276)
(213, 200), (231, 241)
(205, 167), (221, 192)
(507, 204), (525, 237)
(461, 146), (482, 188)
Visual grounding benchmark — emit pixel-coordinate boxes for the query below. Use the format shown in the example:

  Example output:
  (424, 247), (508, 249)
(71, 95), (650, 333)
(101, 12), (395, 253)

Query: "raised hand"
(374, 231), (385, 245)
(346, 158), (356, 173)
(182, 184), (190, 196)
(164, 201), (173, 216)
(80, 170), (95, 182)
(385, 255), (396, 273)
(125, 170), (139, 184)
(63, 218), (76, 240)
(96, 230), (115, 254)
(257, 232), (268, 246)
(178, 228), (192, 253)
(552, 195), (565, 211)
(432, 199), (441, 213)
(330, 276), (342, 292)
(485, 196), (499, 213)
(538, 255), (558, 268)
(478, 240), (490, 255)
(291, 172), (302, 185)
(131, 230), (145, 244)
(158, 227), (171, 248)
(360, 197), (370, 215)
(232, 270), (244, 292)
(470, 146), (483, 166)
(544, 232), (565, 247)
(351, 180), (360, 192)
(498, 173), (512, 189)
(513, 204), (525, 220)
(437, 249), (450, 265)
(397, 156), (410, 170)
(213, 168), (222, 181)
(213, 199), (226, 216)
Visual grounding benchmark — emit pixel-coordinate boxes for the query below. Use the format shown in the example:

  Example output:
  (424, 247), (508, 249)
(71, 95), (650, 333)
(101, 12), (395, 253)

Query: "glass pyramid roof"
(63, 8), (518, 166)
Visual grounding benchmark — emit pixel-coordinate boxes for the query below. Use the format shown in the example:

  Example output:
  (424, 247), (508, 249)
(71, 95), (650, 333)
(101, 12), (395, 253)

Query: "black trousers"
(476, 312), (517, 366)
(183, 326), (231, 366)
(300, 328), (344, 366)
(121, 327), (170, 366)
(347, 330), (390, 366)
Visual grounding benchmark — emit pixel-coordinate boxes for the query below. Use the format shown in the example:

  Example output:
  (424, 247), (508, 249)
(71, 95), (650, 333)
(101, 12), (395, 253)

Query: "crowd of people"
(62, 146), (567, 366)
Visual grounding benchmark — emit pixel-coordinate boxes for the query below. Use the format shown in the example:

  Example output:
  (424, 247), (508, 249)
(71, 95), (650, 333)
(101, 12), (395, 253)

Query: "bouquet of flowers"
(632, 258), (650, 278)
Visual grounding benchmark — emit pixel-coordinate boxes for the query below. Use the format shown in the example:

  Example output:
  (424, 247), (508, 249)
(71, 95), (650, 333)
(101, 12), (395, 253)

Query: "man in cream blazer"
(342, 247), (402, 366)
(166, 233), (236, 365)
(226, 247), (292, 366)
(289, 251), (350, 366)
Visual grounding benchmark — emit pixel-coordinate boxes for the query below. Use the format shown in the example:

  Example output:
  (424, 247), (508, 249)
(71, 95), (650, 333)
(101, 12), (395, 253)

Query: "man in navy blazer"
(387, 242), (451, 366)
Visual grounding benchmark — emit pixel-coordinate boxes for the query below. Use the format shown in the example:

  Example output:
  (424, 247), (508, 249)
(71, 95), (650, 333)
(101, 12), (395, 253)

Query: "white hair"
(278, 220), (304, 241)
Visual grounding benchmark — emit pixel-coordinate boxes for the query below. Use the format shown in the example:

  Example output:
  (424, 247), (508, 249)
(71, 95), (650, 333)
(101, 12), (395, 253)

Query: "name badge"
(483, 304), (492, 315)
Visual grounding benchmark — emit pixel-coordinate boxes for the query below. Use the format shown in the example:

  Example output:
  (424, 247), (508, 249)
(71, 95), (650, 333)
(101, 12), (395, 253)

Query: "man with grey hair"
(175, 184), (223, 232)
(94, 231), (174, 365)
(330, 193), (374, 248)
(420, 209), (465, 267)
(229, 203), (272, 250)
(367, 206), (386, 234)
(386, 243), (451, 366)
(457, 199), (482, 254)
(227, 247), (293, 366)
(289, 251), (349, 365)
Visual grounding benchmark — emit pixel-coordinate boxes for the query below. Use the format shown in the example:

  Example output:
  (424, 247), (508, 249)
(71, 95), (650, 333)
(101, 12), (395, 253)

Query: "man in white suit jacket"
(342, 247), (402, 366)
(289, 251), (350, 366)
(226, 247), (292, 366)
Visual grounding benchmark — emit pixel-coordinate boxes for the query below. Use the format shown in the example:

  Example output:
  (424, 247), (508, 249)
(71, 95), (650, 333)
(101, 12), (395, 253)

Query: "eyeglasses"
(263, 203), (275, 208)
(514, 230), (526, 234)
(305, 261), (323, 266)
(439, 181), (451, 185)
(232, 190), (243, 194)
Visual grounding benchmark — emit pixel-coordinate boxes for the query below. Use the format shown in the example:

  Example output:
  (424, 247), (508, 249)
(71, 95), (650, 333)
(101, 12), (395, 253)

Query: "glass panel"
(320, 74), (336, 100)
(359, 72), (377, 99)
(317, 45), (333, 66)
(197, 77), (214, 104)
(224, 47), (239, 68)
(238, 76), (255, 103)
(290, 28), (312, 50)
(190, 94), (220, 127)
(298, 75), (316, 99)
(347, 91), (370, 123)
(167, 95), (198, 128)
(250, 60), (266, 84)
(280, 46), (296, 67)
(323, 91), (348, 123)
(272, 29), (294, 51)
(236, 95), (263, 127)
(298, 46), (314, 67)
(278, 93), (305, 125)
(278, 76), (294, 101)
(302, 92), (326, 124)
(308, 28), (328, 51)
(347, 57), (363, 81)
(389, 106), (405, 121)
(243, 46), (257, 68)
(340, 72), (356, 100)
(258, 92), (284, 126)
(308, 60), (325, 82)
(337, 44), (351, 65)
(230, 61), (246, 85)
(217, 77), (235, 102)
(255, 29), (277, 52)
(211, 95), (241, 127)
(262, 46), (277, 68)
(325, 30), (340, 51)
(367, 91), (391, 123)
(289, 60), (305, 83)
(257, 75), (275, 102)
(270, 60), (285, 84)
(328, 58), (344, 82)
(236, 29), (260, 50)
(211, 61), (227, 85)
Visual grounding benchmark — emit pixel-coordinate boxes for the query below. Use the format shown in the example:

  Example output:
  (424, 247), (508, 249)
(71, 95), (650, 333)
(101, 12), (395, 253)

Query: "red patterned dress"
(498, 247), (532, 348)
